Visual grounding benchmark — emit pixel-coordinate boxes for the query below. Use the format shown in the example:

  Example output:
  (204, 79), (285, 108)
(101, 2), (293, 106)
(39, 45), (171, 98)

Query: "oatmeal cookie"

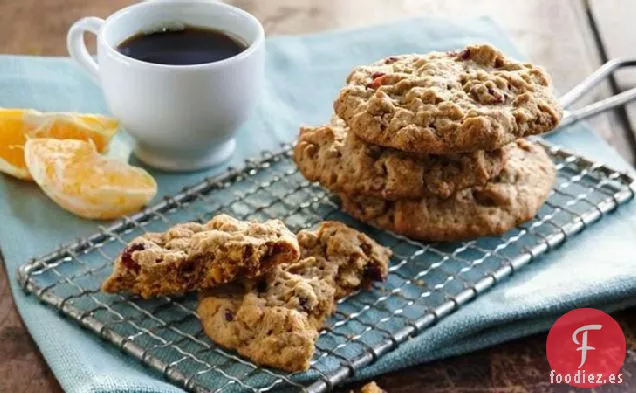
(293, 116), (506, 199)
(197, 221), (391, 371)
(334, 44), (562, 154)
(101, 214), (300, 298)
(339, 140), (555, 242)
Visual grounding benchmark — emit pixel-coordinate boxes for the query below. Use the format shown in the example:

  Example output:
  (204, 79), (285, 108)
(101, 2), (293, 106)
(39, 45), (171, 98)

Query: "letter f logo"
(572, 324), (602, 368)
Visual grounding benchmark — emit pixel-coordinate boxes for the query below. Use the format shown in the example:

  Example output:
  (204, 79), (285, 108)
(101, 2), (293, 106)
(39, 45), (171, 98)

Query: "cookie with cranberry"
(339, 140), (555, 242)
(197, 221), (390, 371)
(293, 116), (506, 200)
(334, 44), (562, 154)
(101, 214), (299, 298)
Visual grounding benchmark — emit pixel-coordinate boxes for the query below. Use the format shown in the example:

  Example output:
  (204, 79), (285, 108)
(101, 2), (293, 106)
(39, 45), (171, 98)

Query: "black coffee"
(117, 26), (247, 65)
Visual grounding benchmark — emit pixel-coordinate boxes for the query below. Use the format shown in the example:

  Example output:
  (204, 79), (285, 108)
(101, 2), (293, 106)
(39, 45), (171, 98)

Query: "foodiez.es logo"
(546, 308), (626, 388)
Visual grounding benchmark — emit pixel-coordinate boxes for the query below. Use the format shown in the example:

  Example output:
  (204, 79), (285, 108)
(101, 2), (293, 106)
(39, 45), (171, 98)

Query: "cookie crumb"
(352, 381), (386, 393)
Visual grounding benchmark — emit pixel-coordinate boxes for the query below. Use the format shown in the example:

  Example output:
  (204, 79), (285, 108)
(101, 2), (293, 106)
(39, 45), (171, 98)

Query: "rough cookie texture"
(197, 221), (391, 372)
(339, 140), (555, 242)
(293, 116), (506, 200)
(101, 215), (300, 298)
(334, 44), (562, 154)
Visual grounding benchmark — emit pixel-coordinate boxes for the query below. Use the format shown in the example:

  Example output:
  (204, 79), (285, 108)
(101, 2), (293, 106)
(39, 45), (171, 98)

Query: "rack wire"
(17, 58), (636, 393)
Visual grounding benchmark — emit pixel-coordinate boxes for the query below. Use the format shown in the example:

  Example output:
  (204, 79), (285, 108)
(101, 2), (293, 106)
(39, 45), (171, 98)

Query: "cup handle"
(66, 17), (105, 85)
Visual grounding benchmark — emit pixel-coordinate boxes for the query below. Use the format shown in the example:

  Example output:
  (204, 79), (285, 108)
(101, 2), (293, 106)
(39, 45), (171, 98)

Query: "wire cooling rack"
(16, 56), (636, 393)
(17, 139), (634, 393)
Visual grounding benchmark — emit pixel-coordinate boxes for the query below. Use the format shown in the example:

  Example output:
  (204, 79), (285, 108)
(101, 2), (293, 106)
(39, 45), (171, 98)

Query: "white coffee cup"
(67, 0), (265, 171)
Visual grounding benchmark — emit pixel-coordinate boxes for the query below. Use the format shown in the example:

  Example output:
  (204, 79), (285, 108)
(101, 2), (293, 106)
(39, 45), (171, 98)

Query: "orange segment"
(0, 110), (29, 179)
(25, 139), (157, 220)
(0, 108), (119, 180)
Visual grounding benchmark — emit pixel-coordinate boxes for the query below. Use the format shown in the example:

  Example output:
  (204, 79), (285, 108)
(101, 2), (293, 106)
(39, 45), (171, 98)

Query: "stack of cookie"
(294, 44), (563, 242)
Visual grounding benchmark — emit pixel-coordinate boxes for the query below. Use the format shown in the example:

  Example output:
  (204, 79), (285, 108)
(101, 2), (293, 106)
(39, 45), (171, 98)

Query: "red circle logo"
(546, 308), (626, 388)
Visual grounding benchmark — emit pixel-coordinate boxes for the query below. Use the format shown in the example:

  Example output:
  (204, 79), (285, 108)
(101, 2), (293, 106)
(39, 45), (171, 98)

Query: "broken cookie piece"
(101, 214), (300, 298)
(197, 221), (391, 372)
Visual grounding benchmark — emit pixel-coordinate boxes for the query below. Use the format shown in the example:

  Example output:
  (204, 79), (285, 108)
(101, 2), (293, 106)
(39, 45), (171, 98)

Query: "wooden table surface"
(1, 1), (635, 393)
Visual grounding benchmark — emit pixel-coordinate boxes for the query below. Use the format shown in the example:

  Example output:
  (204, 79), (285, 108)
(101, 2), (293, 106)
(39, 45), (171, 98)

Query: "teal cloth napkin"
(1, 16), (636, 393)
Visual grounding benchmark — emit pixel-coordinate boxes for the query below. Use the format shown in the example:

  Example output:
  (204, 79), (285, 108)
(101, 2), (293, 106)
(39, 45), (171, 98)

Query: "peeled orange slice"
(0, 108), (119, 180)
(25, 139), (157, 220)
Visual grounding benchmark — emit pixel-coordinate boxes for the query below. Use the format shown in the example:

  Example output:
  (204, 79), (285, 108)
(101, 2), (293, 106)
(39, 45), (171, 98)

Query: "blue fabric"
(1, 16), (635, 393)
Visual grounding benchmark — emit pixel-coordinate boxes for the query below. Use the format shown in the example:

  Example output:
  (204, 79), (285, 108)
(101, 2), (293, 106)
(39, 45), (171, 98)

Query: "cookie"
(293, 116), (506, 200)
(334, 44), (562, 154)
(197, 221), (391, 372)
(101, 214), (300, 298)
(339, 140), (555, 242)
